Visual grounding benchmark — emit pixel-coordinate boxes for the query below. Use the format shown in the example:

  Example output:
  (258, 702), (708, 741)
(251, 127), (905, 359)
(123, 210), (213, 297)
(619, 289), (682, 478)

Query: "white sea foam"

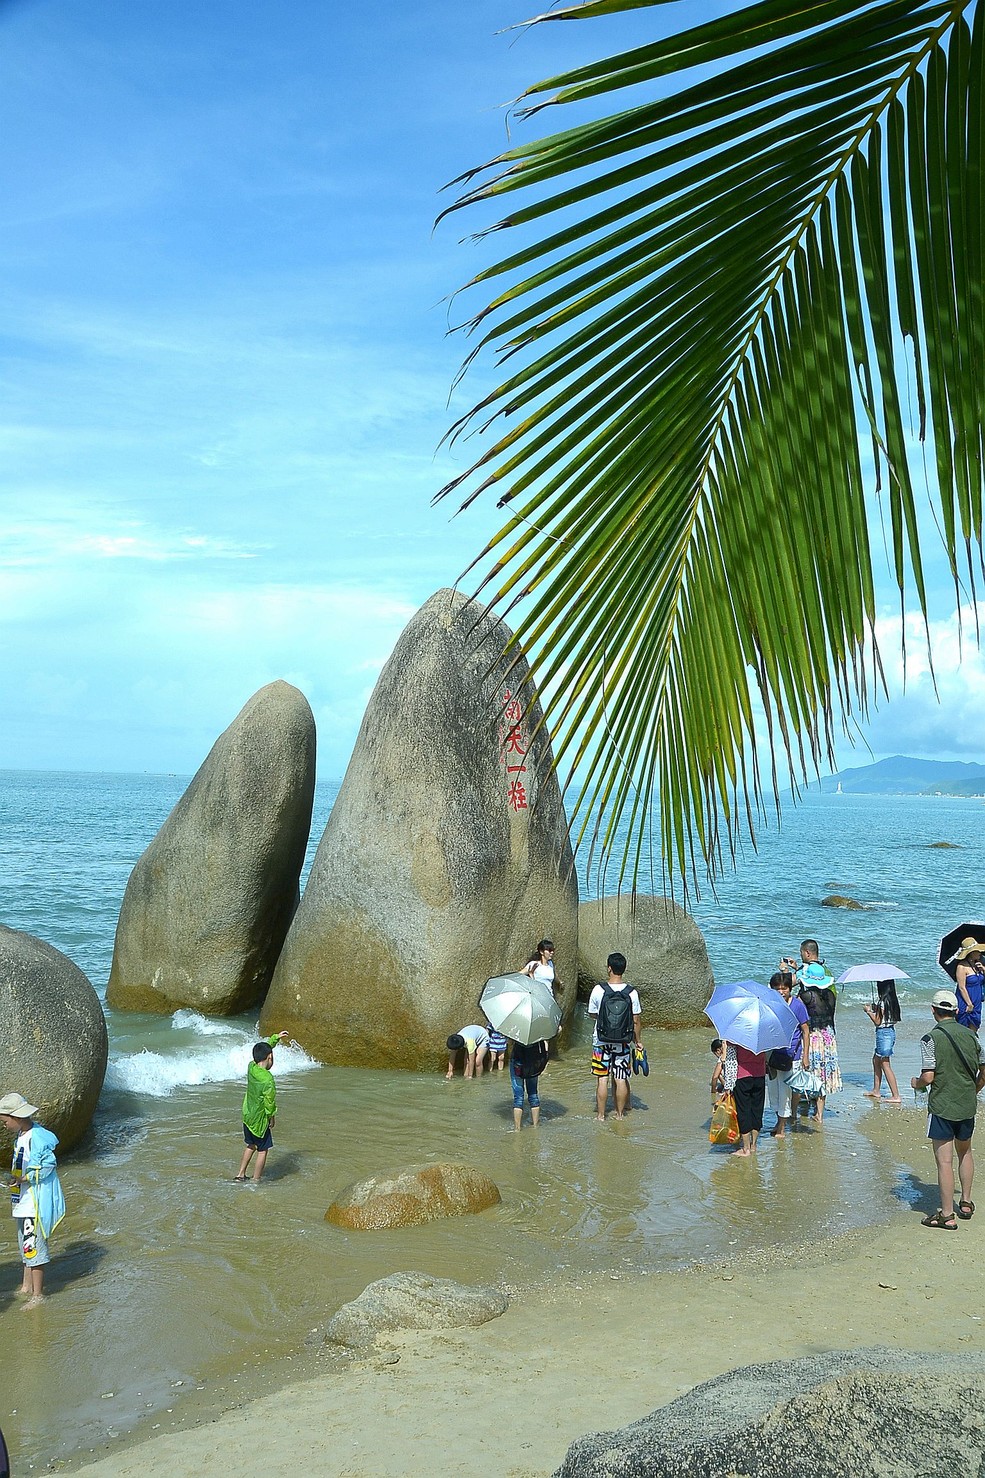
(169, 1008), (244, 1037)
(104, 1017), (319, 1099)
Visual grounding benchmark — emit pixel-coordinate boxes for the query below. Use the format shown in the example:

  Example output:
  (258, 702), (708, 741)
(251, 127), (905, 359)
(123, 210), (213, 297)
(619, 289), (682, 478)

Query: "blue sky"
(0, 0), (981, 781)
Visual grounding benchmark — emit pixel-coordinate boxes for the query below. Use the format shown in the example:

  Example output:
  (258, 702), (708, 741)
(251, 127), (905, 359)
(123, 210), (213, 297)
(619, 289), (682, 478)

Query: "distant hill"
(818, 755), (985, 795)
(925, 777), (985, 797)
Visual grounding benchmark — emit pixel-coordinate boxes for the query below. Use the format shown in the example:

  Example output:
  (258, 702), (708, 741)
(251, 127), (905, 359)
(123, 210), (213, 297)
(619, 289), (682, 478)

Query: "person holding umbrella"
(938, 925), (985, 1029)
(863, 981), (903, 1102)
(730, 1042), (767, 1155)
(954, 940), (985, 1031)
(705, 980), (798, 1156)
(479, 971), (561, 1126)
(508, 1037), (550, 1130)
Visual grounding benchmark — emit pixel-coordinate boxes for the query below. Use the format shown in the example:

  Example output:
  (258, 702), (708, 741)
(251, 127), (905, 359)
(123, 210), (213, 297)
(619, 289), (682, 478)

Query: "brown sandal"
(921, 1209), (958, 1230)
(957, 1201), (976, 1220)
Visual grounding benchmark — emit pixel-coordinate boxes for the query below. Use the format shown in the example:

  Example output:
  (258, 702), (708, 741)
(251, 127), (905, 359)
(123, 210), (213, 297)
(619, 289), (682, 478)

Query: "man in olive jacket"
(911, 989), (985, 1229)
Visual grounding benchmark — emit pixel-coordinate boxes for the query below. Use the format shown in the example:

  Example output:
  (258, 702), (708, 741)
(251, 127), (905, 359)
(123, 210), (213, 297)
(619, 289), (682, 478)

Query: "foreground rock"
(577, 896), (713, 1026)
(323, 1272), (508, 1349)
(261, 589), (578, 1067)
(0, 926), (107, 1153)
(554, 1347), (985, 1477)
(821, 893), (863, 910)
(326, 1162), (501, 1229)
(107, 682), (315, 1016)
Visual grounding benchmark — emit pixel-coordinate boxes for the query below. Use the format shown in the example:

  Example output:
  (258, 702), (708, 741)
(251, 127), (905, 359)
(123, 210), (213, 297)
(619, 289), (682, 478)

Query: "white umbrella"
(480, 972), (561, 1045)
(836, 963), (911, 983)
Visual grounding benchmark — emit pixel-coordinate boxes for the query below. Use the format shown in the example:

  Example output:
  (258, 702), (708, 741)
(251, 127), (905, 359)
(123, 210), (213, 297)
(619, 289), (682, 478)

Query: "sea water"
(0, 771), (982, 1467)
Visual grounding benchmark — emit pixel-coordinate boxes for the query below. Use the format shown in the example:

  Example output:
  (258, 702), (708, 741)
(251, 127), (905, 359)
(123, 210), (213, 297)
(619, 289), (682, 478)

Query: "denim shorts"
(874, 1026), (896, 1059)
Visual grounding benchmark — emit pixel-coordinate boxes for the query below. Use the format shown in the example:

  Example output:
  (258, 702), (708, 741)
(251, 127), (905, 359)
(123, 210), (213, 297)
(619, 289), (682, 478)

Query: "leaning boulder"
(107, 681), (316, 1016)
(0, 925), (108, 1153)
(326, 1162), (501, 1230)
(261, 589), (578, 1067)
(323, 1272), (508, 1349)
(821, 893), (863, 910)
(577, 895), (713, 1026)
(553, 1348), (985, 1477)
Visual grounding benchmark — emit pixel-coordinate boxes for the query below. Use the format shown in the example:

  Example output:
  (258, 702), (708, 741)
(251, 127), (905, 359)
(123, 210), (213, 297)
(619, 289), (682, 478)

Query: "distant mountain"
(926, 777), (985, 797)
(818, 755), (985, 795)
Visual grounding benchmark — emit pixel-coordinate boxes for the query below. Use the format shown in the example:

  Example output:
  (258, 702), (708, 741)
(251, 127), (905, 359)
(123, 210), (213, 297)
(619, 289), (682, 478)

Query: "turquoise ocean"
(0, 770), (983, 1468)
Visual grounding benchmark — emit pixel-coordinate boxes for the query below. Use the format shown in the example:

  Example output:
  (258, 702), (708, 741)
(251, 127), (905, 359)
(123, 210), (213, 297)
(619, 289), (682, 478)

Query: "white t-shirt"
(526, 959), (556, 989)
(11, 1127), (36, 1218)
(587, 982), (641, 1046)
(459, 1025), (490, 1053)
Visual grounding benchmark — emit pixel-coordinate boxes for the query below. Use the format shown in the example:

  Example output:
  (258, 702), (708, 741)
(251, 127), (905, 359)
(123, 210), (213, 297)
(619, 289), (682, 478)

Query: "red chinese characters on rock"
(498, 689), (529, 812)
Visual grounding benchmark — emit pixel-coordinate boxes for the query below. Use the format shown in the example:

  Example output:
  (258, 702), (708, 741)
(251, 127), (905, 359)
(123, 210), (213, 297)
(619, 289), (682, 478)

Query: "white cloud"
(850, 602), (985, 760)
(0, 512), (259, 568)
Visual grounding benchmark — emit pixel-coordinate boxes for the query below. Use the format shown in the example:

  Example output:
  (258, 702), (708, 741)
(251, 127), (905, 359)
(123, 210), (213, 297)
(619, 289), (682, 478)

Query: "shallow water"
(0, 1010), (927, 1469)
(0, 774), (983, 1467)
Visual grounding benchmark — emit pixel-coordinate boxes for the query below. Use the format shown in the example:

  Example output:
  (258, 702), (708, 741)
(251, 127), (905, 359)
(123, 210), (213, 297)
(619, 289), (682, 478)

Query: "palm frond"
(438, 0), (985, 894)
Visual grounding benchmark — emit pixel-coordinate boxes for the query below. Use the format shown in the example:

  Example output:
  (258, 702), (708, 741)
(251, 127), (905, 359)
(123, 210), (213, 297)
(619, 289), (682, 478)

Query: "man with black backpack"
(588, 952), (642, 1121)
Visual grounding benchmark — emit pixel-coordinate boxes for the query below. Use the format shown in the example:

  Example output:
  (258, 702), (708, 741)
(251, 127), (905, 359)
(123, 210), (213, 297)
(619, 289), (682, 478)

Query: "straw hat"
(954, 937), (985, 961)
(0, 1092), (39, 1119)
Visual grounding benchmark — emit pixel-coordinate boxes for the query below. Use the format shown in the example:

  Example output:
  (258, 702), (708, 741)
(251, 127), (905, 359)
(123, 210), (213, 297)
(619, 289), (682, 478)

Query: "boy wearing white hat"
(0, 1092), (66, 1307)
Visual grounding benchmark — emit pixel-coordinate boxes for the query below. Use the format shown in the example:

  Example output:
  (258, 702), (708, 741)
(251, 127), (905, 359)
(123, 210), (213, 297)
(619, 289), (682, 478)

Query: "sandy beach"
(65, 1106), (982, 1478)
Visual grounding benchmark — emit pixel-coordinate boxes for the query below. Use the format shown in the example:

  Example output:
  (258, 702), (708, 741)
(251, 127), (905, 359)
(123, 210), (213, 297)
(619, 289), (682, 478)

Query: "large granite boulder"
(261, 589), (578, 1067)
(554, 1348), (985, 1476)
(323, 1272), (508, 1349)
(0, 925), (108, 1153)
(577, 895), (713, 1026)
(326, 1162), (502, 1229)
(107, 681), (315, 1016)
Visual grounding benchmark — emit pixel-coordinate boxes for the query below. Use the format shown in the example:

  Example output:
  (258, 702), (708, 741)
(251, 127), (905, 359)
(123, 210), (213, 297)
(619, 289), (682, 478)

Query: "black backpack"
(596, 982), (636, 1043)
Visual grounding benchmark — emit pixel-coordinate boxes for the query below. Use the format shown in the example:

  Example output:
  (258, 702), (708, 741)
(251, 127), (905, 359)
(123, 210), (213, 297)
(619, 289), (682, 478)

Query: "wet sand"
(61, 1093), (981, 1478)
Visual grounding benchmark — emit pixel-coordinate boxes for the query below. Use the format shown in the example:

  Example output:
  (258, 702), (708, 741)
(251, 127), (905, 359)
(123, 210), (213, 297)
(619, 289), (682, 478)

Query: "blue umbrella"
(704, 979), (798, 1054)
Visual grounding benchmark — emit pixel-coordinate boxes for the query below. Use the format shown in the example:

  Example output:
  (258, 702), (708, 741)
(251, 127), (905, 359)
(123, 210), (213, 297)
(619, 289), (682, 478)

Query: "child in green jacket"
(234, 1031), (289, 1184)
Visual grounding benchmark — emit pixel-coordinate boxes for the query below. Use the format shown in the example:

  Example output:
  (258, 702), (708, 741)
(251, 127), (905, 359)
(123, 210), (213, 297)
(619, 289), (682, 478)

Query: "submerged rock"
(928, 840), (961, 849)
(261, 588), (578, 1067)
(107, 681), (315, 1016)
(553, 1347), (985, 1476)
(0, 925), (107, 1153)
(821, 893), (863, 910)
(577, 895), (713, 1026)
(323, 1271), (508, 1349)
(326, 1162), (502, 1230)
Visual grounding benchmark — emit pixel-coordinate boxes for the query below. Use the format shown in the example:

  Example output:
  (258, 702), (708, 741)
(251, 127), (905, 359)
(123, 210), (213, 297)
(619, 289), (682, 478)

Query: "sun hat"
(931, 989), (958, 1013)
(0, 1092), (40, 1119)
(954, 937), (985, 960)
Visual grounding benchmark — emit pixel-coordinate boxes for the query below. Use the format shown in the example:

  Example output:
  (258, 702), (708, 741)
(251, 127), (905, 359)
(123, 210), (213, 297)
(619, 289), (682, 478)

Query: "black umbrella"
(938, 923), (985, 980)
(0, 1421), (8, 1478)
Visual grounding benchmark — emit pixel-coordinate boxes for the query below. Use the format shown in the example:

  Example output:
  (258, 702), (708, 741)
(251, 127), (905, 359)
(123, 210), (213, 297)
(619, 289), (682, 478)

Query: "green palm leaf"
(437, 0), (985, 893)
